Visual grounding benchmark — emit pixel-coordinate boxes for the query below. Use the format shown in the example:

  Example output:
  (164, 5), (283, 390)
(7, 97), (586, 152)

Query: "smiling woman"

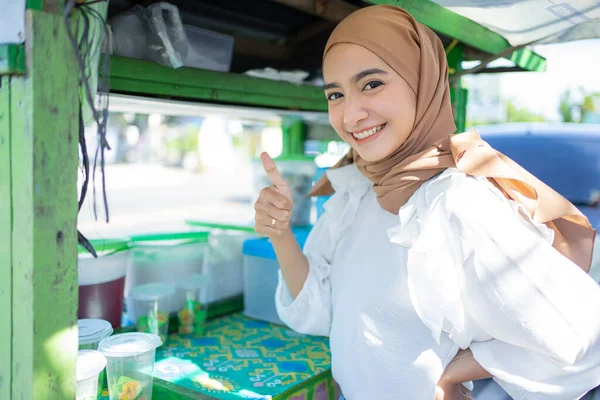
(252, 4), (600, 400)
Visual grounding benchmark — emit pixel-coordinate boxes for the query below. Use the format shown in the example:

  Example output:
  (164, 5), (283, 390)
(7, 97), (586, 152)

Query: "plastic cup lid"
(78, 319), (114, 346)
(177, 274), (210, 291)
(77, 350), (107, 382)
(98, 332), (162, 358)
(129, 283), (175, 301)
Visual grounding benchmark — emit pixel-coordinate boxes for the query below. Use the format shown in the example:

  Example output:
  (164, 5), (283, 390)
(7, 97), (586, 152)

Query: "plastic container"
(78, 319), (114, 350)
(98, 333), (162, 400)
(182, 24), (234, 72)
(252, 156), (317, 227)
(128, 283), (175, 344)
(176, 274), (210, 335)
(126, 232), (209, 320)
(186, 221), (258, 303)
(76, 350), (107, 400)
(78, 319), (113, 397)
(313, 166), (331, 220)
(242, 229), (311, 325)
(78, 239), (132, 329)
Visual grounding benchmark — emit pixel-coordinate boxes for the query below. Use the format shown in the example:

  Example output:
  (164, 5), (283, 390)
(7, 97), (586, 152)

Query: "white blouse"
(275, 164), (600, 400)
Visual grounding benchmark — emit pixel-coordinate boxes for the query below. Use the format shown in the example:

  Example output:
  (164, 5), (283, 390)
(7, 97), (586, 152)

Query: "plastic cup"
(78, 319), (114, 396)
(98, 333), (162, 400)
(128, 283), (174, 344)
(76, 350), (107, 400)
(176, 274), (209, 336)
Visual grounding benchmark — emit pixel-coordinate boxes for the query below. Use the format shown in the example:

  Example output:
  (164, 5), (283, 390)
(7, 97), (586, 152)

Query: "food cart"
(1, 0), (599, 399)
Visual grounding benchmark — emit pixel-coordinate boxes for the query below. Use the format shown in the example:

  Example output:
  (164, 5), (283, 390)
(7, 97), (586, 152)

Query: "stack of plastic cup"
(76, 350), (107, 400)
(176, 274), (209, 335)
(98, 332), (162, 400)
(78, 318), (114, 396)
(128, 283), (175, 343)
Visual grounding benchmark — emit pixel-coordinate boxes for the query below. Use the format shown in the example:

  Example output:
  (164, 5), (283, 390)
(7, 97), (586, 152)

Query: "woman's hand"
(254, 152), (294, 237)
(435, 381), (474, 400)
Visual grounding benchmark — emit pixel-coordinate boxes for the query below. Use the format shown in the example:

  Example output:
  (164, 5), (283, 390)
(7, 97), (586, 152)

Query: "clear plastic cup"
(128, 283), (175, 344)
(78, 319), (114, 396)
(76, 350), (107, 400)
(98, 333), (162, 400)
(176, 274), (209, 336)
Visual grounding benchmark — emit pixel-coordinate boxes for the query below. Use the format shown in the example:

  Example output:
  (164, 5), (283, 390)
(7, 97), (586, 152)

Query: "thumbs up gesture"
(254, 152), (294, 237)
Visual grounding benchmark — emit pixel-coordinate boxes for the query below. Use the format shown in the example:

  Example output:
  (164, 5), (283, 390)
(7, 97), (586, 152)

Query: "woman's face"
(323, 43), (417, 162)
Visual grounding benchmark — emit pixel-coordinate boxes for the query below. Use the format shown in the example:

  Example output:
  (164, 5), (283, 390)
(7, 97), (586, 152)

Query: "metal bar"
(110, 57), (328, 112)
(0, 76), (12, 400)
(0, 45), (26, 76)
(365, 0), (546, 72)
(10, 9), (79, 399)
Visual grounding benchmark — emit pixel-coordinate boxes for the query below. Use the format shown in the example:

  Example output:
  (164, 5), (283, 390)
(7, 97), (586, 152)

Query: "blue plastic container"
(313, 167), (331, 220)
(242, 230), (310, 325)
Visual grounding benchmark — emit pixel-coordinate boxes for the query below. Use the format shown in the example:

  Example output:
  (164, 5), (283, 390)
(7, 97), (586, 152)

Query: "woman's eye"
(326, 92), (343, 101)
(363, 81), (383, 91)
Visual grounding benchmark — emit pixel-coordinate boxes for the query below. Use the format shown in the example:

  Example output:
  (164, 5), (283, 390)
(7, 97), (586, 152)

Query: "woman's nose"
(343, 96), (369, 128)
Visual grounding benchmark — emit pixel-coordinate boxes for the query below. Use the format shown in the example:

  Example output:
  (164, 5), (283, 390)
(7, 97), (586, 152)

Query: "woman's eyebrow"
(353, 68), (387, 82)
(323, 68), (388, 91)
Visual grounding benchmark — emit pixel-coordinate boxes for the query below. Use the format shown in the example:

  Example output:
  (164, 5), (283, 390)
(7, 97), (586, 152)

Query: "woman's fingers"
(254, 200), (291, 223)
(259, 186), (293, 210)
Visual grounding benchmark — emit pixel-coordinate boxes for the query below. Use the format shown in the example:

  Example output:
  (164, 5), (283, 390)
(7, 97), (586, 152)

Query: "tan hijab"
(309, 5), (595, 272)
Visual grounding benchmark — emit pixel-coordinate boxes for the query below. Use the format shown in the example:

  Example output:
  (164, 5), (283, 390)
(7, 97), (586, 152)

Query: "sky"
(495, 38), (600, 121)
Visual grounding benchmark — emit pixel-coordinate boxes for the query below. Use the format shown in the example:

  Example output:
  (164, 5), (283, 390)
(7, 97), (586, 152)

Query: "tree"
(505, 99), (547, 123)
(558, 87), (600, 123)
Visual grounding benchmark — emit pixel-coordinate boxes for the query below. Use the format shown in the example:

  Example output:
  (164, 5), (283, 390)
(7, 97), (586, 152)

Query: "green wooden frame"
(4, 9), (80, 399)
(0, 45), (26, 76)
(110, 56), (328, 112)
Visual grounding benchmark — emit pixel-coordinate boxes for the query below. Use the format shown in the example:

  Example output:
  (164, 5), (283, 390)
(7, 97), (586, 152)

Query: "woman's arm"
(439, 348), (492, 385)
(436, 349), (492, 399)
(271, 228), (309, 298)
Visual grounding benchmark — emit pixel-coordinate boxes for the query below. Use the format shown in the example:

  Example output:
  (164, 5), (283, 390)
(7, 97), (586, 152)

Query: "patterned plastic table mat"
(101, 313), (336, 399)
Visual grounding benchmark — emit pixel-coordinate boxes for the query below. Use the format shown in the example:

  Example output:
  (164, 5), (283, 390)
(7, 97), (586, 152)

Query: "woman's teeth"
(352, 124), (384, 140)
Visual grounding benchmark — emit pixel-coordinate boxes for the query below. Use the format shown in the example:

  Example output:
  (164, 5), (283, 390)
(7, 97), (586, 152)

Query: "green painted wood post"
(281, 117), (306, 157)
(447, 45), (467, 132)
(0, 76), (12, 400)
(7, 9), (80, 399)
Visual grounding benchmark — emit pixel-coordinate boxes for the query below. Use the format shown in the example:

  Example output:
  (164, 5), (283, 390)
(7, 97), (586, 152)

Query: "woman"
(253, 5), (600, 400)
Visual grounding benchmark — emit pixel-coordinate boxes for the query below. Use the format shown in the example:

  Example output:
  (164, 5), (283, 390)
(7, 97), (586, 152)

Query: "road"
(77, 162), (256, 240)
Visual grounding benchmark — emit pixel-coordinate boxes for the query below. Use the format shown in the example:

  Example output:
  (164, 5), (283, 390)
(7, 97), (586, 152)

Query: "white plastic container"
(201, 228), (257, 303)
(78, 319), (114, 350)
(242, 231), (310, 325)
(76, 350), (107, 400)
(98, 333), (162, 400)
(128, 283), (175, 344)
(252, 156), (317, 227)
(78, 239), (131, 329)
(126, 232), (209, 318)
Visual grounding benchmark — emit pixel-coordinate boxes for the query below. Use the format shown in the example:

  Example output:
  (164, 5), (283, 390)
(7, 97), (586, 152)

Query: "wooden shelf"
(110, 56), (328, 112)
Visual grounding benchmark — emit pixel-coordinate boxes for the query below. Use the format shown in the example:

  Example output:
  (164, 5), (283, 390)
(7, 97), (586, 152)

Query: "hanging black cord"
(64, 0), (111, 257)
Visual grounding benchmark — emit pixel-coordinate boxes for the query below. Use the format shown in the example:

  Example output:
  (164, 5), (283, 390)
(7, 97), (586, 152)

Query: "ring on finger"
(271, 218), (276, 228)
